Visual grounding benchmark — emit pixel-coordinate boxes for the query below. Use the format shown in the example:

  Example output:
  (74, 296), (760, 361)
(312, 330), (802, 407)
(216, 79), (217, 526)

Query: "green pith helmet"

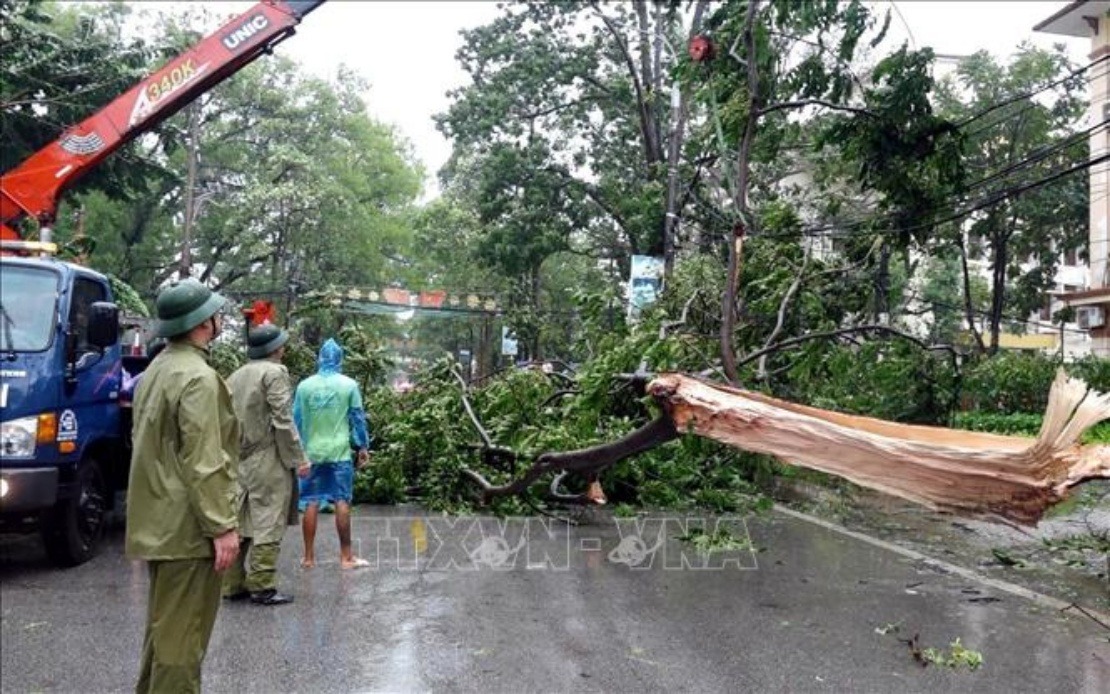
(154, 278), (226, 338)
(247, 323), (289, 359)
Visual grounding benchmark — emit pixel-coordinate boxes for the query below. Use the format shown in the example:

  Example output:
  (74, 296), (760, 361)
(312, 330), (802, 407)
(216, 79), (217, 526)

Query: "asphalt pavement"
(2, 505), (1108, 693)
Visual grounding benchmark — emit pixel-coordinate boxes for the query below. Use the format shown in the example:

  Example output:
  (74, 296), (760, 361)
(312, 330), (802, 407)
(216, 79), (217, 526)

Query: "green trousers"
(222, 539), (281, 595)
(136, 559), (221, 694)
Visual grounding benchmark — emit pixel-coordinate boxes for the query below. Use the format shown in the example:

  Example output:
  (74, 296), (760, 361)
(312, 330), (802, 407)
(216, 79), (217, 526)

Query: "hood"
(317, 338), (343, 376)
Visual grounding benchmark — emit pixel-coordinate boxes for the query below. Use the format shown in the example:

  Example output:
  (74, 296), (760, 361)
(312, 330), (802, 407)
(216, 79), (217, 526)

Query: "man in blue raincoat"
(293, 339), (370, 569)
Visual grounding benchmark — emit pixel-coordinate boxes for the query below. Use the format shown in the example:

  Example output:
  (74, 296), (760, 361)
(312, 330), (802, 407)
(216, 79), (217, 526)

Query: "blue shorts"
(299, 460), (354, 506)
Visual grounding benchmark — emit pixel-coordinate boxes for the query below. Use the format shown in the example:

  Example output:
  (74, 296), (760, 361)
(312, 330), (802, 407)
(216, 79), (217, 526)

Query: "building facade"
(1036, 1), (1110, 358)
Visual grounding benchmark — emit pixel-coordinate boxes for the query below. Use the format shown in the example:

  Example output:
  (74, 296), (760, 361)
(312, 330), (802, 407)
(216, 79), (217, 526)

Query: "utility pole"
(180, 101), (200, 279)
(73, 206), (88, 265)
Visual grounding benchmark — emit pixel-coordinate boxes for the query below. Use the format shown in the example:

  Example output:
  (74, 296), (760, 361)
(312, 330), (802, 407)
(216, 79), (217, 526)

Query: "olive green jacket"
(125, 342), (239, 560)
(226, 359), (305, 537)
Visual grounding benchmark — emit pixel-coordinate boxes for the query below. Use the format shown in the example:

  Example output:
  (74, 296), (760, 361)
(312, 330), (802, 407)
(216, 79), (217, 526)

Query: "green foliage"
(920, 250), (989, 343)
(783, 340), (959, 425)
(953, 352), (1110, 443)
(353, 451), (407, 505)
(675, 528), (755, 554)
(361, 327), (776, 513)
(958, 351), (1108, 416)
(209, 340), (246, 379)
(922, 639), (983, 671)
(961, 351), (1058, 413)
(9, 0), (1104, 520)
(334, 323), (393, 394)
(438, 0), (691, 295)
(955, 413), (1110, 445)
(31, 8), (422, 301)
(282, 340), (319, 387)
(952, 412), (1043, 437)
(1044, 532), (1110, 553)
(106, 274), (150, 317)
(2, 0), (167, 209)
(933, 46), (1088, 351)
(1067, 355), (1110, 393)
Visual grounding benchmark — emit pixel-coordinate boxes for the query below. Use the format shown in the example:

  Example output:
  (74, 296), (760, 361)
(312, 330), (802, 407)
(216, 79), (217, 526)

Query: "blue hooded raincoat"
(292, 339), (369, 464)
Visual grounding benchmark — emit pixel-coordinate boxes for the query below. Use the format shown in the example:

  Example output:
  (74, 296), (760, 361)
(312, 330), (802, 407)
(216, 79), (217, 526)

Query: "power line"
(955, 54), (1109, 131)
(765, 63), (1107, 156)
(957, 119), (1103, 195)
(888, 2), (916, 51)
(756, 116), (1104, 244)
(825, 129), (1092, 237)
(778, 150), (1110, 243)
(920, 297), (1092, 337)
(959, 62), (1110, 142)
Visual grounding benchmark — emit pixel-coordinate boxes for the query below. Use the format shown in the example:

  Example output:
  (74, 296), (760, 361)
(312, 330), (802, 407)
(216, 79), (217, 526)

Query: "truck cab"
(1, 252), (127, 565)
(1, 0), (326, 566)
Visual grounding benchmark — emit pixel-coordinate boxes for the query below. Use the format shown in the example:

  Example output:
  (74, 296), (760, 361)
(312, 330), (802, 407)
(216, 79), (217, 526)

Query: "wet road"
(2, 505), (1108, 693)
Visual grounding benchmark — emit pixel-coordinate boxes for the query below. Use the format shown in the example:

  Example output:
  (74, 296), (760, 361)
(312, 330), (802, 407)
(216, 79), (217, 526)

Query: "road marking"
(773, 504), (1110, 626)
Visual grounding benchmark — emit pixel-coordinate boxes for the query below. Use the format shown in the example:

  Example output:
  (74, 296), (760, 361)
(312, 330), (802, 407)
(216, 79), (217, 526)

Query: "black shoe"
(223, 591), (250, 601)
(250, 589), (294, 606)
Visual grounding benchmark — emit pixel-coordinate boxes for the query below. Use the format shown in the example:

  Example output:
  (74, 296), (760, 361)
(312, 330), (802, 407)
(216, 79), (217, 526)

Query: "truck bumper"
(0, 467), (59, 515)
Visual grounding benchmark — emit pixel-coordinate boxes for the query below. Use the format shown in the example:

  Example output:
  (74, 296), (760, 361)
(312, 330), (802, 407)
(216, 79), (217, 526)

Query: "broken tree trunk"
(648, 370), (1110, 526)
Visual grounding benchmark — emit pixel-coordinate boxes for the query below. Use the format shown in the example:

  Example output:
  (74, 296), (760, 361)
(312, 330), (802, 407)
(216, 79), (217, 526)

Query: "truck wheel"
(42, 458), (107, 567)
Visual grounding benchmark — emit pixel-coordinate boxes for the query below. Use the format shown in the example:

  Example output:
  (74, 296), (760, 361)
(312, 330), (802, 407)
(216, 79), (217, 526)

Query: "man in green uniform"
(126, 278), (240, 694)
(222, 324), (306, 605)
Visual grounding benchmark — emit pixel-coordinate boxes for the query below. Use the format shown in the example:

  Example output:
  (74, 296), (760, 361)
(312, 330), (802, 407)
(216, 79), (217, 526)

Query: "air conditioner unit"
(1077, 306), (1106, 330)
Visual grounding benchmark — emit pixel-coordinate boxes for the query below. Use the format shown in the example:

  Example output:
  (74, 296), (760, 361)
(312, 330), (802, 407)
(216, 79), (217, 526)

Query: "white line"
(773, 504), (1110, 626)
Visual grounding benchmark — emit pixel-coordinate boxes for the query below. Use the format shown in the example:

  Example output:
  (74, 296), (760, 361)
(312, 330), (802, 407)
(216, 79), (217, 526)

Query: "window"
(68, 277), (106, 354)
(1039, 296), (1051, 321)
(1064, 248), (1078, 266)
(0, 266), (59, 352)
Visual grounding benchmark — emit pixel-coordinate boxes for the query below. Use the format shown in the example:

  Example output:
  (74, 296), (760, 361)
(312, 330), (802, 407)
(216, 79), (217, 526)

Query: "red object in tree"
(419, 290), (446, 308)
(688, 35), (716, 63)
(242, 300), (276, 326)
(1, 0), (326, 242)
(383, 287), (411, 305)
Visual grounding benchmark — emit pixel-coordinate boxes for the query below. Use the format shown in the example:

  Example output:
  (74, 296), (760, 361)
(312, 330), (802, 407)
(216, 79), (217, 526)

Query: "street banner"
(628, 255), (664, 320)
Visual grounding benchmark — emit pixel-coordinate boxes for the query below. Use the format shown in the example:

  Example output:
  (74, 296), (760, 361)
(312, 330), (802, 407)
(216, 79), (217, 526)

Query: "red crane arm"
(0, 0), (325, 241)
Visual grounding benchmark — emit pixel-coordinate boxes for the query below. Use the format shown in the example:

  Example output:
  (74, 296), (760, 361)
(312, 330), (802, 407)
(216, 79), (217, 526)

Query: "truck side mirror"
(88, 302), (120, 349)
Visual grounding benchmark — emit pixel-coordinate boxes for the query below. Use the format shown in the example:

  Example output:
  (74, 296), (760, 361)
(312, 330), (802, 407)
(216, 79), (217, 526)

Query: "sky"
(140, 1), (1092, 197)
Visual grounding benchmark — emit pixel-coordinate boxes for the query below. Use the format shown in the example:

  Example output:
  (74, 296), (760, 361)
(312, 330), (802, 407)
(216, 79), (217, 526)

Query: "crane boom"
(0, 0), (325, 242)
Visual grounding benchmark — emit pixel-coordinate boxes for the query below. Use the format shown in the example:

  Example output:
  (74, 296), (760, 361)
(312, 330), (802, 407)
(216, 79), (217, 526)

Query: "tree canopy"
(4, 1), (1102, 506)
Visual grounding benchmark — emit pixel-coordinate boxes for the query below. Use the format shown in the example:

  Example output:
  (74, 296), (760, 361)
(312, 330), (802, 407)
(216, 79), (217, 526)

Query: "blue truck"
(0, 252), (148, 565)
(0, 0), (325, 565)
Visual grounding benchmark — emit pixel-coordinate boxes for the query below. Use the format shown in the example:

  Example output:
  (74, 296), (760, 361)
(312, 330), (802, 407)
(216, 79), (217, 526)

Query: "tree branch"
(463, 415), (679, 500)
(590, 1), (660, 165)
(736, 324), (959, 370)
(758, 99), (876, 118)
(663, 0), (710, 275)
(451, 365), (493, 448)
(758, 247), (811, 381)
(720, 0), (760, 384)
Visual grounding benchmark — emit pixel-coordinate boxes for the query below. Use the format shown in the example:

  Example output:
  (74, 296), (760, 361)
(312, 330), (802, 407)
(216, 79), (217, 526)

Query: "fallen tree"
(649, 371), (1110, 526)
(464, 369), (1110, 527)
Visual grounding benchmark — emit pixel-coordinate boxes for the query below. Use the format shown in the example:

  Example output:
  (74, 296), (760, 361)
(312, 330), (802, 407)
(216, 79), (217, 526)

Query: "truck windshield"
(0, 266), (59, 352)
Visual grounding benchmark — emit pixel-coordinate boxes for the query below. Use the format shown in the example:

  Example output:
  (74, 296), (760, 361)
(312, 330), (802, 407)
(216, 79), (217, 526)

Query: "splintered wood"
(648, 371), (1110, 526)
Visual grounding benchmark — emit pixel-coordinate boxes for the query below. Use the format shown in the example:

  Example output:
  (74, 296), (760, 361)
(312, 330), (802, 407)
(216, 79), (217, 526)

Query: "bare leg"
(337, 501), (368, 568)
(585, 472), (607, 505)
(301, 502), (319, 568)
(336, 501), (353, 564)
